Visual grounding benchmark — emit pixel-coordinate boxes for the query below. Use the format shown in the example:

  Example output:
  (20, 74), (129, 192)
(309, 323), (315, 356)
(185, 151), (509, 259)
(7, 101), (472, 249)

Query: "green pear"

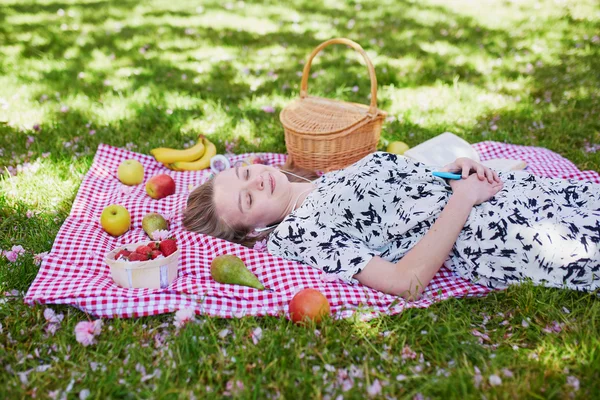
(210, 255), (265, 290)
(141, 213), (169, 239)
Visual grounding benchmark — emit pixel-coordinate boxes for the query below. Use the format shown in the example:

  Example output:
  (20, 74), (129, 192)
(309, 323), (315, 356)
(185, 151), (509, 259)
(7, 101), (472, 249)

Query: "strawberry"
(135, 245), (152, 256)
(128, 252), (149, 262)
(148, 242), (159, 251)
(150, 250), (162, 259)
(114, 249), (131, 261)
(159, 238), (177, 257)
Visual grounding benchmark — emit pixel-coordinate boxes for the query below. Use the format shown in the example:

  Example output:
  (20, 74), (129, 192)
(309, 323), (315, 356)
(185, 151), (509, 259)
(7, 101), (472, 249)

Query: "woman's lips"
(270, 174), (275, 194)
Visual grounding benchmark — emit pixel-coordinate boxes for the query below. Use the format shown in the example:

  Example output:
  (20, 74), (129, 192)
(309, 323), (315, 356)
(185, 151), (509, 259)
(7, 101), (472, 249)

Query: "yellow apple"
(386, 141), (410, 155)
(100, 205), (131, 237)
(117, 159), (144, 185)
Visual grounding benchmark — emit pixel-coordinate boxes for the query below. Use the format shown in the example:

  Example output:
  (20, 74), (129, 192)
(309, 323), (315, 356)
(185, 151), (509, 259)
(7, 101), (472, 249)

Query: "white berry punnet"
(104, 239), (180, 289)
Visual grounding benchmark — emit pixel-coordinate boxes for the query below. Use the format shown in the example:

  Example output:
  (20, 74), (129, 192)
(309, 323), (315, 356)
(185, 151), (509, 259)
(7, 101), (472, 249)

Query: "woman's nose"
(251, 174), (265, 190)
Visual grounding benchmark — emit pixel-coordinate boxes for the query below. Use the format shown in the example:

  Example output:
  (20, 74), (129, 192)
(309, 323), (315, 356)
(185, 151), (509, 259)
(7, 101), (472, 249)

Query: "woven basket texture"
(280, 38), (386, 172)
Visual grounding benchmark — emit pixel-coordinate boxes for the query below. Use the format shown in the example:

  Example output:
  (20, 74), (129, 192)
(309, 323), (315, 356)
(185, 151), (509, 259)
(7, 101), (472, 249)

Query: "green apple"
(386, 141), (410, 155)
(100, 204), (131, 237)
(142, 213), (169, 239)
(117, 159), (144, 185)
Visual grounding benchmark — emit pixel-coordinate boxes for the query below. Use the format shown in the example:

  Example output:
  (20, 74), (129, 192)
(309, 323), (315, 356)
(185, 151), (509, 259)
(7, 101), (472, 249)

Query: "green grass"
(1, 0), (599, 398)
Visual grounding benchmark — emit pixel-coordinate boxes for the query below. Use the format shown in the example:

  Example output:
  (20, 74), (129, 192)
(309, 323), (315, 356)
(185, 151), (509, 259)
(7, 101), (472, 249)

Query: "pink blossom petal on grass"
(489, 374), (502, 386)
(5, 251), (17, 262)
(251, 327), (262, 345)
(401, 345), (417, 360)
(34, 251), (48, 266)
(218, 328), (230, 339)
(92, 319), (103, 335)
(12, 245), (25, 255)
(473, 366), (483, 388)
(44, 308), (64, 324)
(75, 320), (103, 346)
(567, 376), (580, 391)
(471, 329), (491, 342)
(367, 379), (382, 397)
(224, 380), (244, 396)
(261, 105), (275, 113)
(502, 368), (514, 378)
(173, 308), (196, 329)
(46, 323), (60, 336)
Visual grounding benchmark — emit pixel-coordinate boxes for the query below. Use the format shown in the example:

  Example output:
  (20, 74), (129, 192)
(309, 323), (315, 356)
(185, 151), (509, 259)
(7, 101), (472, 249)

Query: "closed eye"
(245, 169), (252, 207)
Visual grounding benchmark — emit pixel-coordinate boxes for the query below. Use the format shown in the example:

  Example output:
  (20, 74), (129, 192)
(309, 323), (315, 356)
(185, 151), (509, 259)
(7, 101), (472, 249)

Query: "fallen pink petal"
(252, 239), (268, 252)
(173, 308), (196, 329)
(44, 308), (64, 324)
(401, 345), (417, 360)
(251, 327), (262, 345)
(224, 379), (244, 396)
(367, 379), (382, 397)
(34, 252), (48, 266)
(75, 319), (103, 346)
(261, 105), (275, 113)
(4, 251), (17, 262)
(566, 376), (580, 391)
(151, 229), (170, 241)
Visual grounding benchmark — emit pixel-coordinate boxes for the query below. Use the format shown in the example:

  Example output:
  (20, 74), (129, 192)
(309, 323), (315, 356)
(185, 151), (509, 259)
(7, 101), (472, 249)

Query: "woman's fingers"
(461, 164), (470, 179)
(476, 165), (485, 180)
(485, 168), (494, 183)
(492, 170), (500, 182)
(442, 162), (459, 173)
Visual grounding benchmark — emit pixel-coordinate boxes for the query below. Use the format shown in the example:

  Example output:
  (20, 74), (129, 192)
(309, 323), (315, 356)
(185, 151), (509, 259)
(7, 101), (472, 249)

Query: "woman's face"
(213, 163), (294, 230)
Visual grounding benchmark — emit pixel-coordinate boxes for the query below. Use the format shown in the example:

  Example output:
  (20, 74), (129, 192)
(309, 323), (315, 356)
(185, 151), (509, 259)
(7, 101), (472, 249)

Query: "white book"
(402, 132), (527, 171)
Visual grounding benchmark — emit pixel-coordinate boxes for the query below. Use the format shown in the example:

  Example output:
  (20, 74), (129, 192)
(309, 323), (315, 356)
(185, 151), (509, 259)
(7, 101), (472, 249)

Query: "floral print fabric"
(267, 152), (600, 291)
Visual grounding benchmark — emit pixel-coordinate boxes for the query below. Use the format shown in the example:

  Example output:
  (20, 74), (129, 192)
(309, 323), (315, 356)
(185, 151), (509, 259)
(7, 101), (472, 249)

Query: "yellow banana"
(150, 135), (205, 164)
(170, 138), (217, 171)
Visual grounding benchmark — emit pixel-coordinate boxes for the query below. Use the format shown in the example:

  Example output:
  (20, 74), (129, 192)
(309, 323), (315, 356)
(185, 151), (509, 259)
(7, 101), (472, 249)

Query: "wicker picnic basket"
(280, 38), (387, 172)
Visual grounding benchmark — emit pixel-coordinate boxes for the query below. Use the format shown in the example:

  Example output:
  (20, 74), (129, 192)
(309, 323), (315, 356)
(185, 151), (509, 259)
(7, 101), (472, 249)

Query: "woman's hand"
(450, 174), (504, 206)
(442, 157), (501, 184)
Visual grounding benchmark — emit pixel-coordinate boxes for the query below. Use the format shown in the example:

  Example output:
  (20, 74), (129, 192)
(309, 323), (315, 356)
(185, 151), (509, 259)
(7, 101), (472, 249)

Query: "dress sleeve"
(267, 219), (378, 284)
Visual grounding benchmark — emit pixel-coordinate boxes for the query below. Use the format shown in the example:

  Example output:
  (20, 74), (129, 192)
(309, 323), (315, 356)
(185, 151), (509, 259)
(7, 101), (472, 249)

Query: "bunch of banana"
(150, 135), (217, 171)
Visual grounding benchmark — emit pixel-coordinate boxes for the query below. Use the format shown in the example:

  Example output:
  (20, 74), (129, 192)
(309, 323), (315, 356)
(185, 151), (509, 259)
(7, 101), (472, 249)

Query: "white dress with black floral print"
(267, 152), (600, 292)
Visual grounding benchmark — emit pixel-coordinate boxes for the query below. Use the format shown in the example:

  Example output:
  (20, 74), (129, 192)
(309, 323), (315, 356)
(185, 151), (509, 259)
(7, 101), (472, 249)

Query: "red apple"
(145, 174), (176, 199)
(289, 288), (330, 324)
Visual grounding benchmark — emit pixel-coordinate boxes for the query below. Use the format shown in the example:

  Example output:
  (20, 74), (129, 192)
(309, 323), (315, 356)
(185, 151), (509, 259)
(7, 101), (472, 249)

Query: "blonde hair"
(182, 158), (319, 248)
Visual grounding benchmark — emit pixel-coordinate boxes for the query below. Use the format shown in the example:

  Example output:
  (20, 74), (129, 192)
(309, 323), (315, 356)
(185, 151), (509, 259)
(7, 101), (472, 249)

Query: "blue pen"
(432, 171), (463, 180)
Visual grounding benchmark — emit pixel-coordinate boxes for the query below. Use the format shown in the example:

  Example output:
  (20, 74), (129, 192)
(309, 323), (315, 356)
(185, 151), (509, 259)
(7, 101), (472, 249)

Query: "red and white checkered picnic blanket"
(24, 142), (600, 319)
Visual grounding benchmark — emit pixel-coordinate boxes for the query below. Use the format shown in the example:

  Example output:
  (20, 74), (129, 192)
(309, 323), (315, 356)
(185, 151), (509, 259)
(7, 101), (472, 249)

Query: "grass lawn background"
(0, 0), (599, 398)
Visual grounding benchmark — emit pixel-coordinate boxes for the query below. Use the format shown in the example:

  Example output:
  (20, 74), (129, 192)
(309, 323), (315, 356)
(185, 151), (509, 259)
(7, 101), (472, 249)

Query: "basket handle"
(300, 38), (379, 117)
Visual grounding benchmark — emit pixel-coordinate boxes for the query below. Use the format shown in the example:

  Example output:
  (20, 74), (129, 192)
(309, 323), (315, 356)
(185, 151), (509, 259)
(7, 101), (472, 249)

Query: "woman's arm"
(355, 174), (504, 301)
